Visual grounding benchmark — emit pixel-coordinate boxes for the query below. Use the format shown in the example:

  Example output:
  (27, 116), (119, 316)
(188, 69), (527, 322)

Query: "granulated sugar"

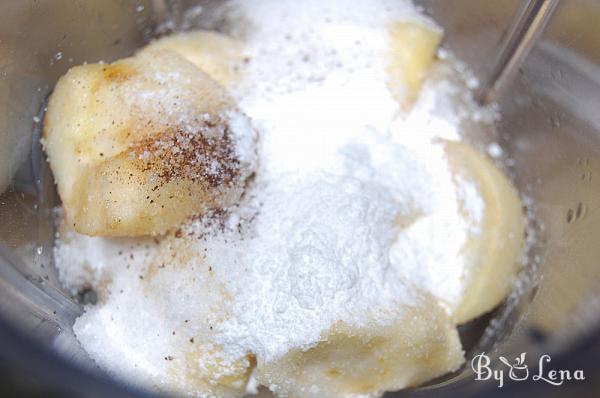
(53, 0), (497, 393)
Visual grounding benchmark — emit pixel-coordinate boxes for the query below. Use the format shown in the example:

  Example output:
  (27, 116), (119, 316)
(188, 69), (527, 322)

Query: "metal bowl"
(1, 1), (599, 397)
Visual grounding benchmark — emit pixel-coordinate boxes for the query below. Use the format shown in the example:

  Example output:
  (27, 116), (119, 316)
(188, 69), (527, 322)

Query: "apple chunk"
(444, 141), (526, 324)
(138, 30), (244, 88)
(258, 296), (463, 398)
(43, 51), (256, 237)
(387, 21), (442, 108)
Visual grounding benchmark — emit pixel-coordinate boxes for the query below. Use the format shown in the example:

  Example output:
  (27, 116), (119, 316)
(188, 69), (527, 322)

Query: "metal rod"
(476, 0), (561, 104)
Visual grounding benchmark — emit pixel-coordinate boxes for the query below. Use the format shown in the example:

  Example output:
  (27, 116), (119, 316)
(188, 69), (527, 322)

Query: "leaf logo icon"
(499, 353), (529, 381)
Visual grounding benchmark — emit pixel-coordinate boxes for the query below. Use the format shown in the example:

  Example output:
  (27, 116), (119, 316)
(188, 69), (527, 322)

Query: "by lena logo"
(471, 352), (585, 388)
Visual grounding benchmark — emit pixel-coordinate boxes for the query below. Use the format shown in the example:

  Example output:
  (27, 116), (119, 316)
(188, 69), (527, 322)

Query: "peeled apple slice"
(43, 51), (256, 237)
(138, 30), (244, 88)
(387, 21), (442, 108)
(444, 141), (526, 324)
(164, 348), (255, 398)
(257, 296), (464, 398)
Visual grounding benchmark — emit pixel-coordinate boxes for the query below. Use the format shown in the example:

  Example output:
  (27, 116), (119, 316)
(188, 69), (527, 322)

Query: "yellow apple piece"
(139, 30), (244, 88)
(43, 50), (256, 237)
(444, 141), (526, 324)
(258, 296), (463, 398)
(387, 21), (442, 108)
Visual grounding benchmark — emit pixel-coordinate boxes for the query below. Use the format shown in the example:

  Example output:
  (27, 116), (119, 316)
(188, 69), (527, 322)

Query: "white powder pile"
(213, 174), (413, 362)
(53, 0), (497, 394)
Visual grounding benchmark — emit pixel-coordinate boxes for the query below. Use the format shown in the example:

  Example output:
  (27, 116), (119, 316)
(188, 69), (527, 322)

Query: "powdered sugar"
(213, 174), (414, 361)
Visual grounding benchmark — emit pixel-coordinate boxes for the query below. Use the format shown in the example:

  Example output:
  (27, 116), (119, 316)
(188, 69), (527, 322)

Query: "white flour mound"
(53, 0), (496, 393)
